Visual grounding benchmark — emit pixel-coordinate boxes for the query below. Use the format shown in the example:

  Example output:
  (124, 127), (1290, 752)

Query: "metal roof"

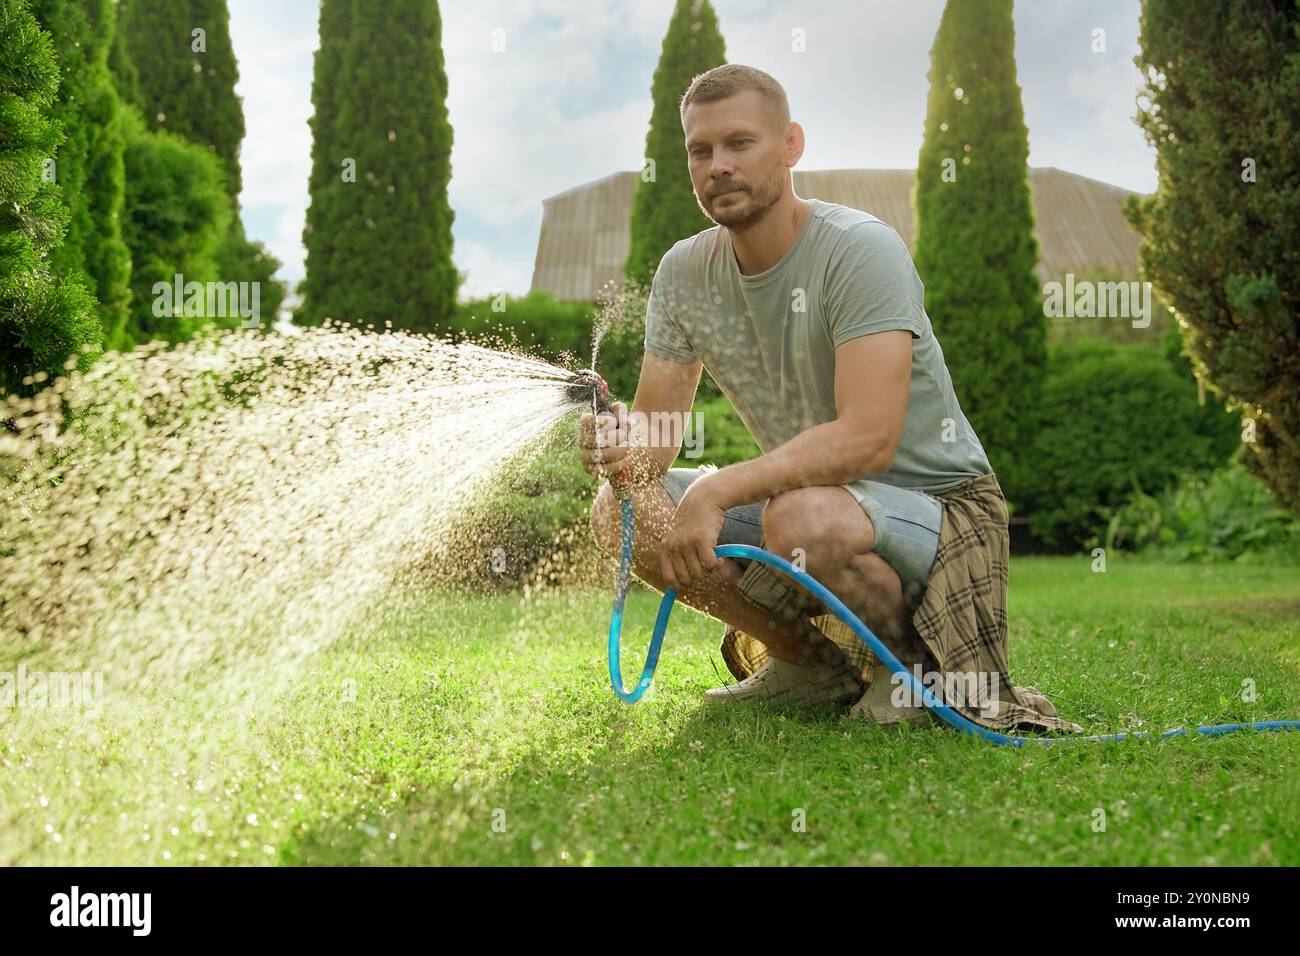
(530, 167), (1143, 300)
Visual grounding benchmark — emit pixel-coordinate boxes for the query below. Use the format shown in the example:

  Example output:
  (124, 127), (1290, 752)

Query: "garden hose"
(567, 367), (1299, 744)
(605, 492), (1300, 747)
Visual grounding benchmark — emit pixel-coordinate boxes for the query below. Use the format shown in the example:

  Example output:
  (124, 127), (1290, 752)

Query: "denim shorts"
(658, 467), (944, 608)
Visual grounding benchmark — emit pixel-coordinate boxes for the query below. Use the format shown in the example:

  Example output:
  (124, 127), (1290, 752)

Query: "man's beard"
(701, 168), (784, 231)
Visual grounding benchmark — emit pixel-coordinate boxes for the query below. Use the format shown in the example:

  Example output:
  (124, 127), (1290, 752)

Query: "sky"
(227, 0), (1156, 301)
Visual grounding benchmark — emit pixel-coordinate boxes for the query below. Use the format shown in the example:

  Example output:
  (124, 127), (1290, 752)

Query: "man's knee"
(762, 487), (865, 568)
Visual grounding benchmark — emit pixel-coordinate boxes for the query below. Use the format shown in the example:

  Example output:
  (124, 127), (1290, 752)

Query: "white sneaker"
(849, 662), (936, 727)
(703, 656), (863, 707)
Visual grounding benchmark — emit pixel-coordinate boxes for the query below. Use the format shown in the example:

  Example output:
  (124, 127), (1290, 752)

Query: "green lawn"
(3, 557), (1298, 865)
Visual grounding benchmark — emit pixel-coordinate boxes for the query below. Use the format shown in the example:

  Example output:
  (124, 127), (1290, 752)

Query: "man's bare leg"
(761, 485), (932, 670)
(590, 481), (840, 667)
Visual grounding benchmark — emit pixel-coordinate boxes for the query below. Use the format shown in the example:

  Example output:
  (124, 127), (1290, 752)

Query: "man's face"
(683, 90), (790, 231)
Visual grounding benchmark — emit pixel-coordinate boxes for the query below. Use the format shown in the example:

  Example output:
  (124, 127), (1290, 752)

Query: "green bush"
(444, 291), (595, 367)
(432, 428), (596, 589)
(1023, 339), (1239, 551)
(440, 389), (764, 588)
(1105, 455), (1300, 562)
(113, 0), (287, 339)
(490, 440), (594, 567)
(120, 109), (231, 345)
(675, 394), (760, 469)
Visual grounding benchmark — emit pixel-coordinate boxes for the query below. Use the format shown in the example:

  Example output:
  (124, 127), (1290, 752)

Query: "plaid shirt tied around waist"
(720, 472), (1085, 736)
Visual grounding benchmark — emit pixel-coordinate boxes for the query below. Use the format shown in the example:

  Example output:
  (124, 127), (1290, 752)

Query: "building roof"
(530, 166), (1144, 301)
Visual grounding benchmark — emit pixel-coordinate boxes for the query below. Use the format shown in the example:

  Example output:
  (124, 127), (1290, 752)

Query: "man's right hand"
(577, 400), (630, 480)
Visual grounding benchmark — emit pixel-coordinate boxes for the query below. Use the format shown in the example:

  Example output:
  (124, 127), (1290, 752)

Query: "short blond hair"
(679, 64), (791, 135)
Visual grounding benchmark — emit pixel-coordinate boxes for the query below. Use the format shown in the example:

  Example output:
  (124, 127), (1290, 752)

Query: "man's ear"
(785, 121), (806, 167)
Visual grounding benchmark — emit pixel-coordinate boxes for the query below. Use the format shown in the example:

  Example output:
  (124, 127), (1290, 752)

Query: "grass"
(3, 556), (1298, 866)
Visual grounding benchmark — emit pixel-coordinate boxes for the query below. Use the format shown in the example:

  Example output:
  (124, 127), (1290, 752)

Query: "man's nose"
(709, 152), (737, 178)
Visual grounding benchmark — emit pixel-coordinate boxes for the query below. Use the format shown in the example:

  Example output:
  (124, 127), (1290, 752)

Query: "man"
(580, 64), (1080, 735)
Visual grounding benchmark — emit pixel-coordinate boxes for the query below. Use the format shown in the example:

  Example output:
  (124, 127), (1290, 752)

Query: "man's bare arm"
(578, 352), (702, 484)
(699, 330), (911, 510)
(624, 352), (702, 480)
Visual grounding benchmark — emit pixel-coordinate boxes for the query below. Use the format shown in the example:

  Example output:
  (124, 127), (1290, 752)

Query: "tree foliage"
(912, 0), (1044, 506)
(623, 0), (726, 288)
(0, 0), (100, 396)
(297, 0), (457, 331)
(119, 110), (231, 344)
(1127, 0), (1300, 511)
(30, 0), (132, 349)
(114, 0), (284, 331)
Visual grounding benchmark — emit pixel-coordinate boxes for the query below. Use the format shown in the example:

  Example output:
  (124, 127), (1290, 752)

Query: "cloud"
(705, 0), (949, 170)
(456, 237), (536, 301)
(228, 0), (317, 282)
(226, 0), (1156, 295)
(1014, 0), (1155, 192)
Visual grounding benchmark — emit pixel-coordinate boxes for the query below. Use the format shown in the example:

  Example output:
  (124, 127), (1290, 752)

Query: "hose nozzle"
(568, 369), (631, 497)
(565, 368), (610, 415)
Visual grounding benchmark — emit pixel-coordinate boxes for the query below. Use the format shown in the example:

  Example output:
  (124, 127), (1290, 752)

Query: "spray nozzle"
(566, 368), (611, 415)
(568, 368), (632, 497)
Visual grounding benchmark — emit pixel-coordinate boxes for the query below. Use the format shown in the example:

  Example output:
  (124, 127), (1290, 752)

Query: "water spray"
(568, 370), (1300, 746)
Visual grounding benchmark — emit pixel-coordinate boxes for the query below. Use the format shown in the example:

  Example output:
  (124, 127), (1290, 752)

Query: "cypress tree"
(1127, 0), (1300, 512)
(0, 0), (101, 396)
(115, 0), (284, 330)
(294, 0), (349, 327)
(117, 0), (243, 195)
(31, 0), (132, 350)
(911, 0), (1043, 505)
(297, 0), (457, 331)
(623, 0), (726, 289)
(106, 0), (139, 123)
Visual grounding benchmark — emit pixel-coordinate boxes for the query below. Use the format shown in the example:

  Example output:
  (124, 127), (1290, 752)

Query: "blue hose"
(607, 495), (1300, 746)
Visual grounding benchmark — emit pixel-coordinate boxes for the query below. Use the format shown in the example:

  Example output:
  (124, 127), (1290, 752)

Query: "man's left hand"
(659, 478), (727, 591)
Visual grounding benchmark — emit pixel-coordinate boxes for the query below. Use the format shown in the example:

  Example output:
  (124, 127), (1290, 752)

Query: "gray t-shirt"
(643, 197), (991, 494)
